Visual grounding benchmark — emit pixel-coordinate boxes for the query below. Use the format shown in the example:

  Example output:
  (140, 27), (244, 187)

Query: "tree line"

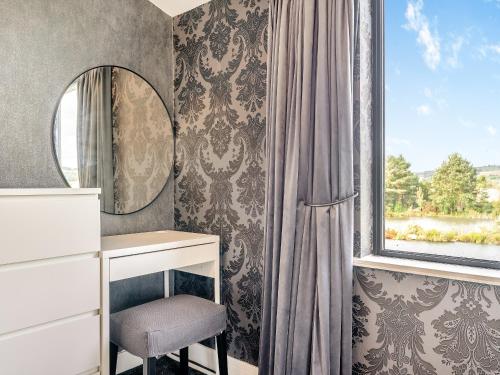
(385, 153), (500, 217)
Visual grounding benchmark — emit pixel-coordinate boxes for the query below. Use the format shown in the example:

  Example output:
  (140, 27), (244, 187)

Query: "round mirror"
(53, 66), (173, 215)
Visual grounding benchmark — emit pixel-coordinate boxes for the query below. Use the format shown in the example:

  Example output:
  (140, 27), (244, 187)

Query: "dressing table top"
(0, 188), (100, 196)
(101, 230), (219, 258)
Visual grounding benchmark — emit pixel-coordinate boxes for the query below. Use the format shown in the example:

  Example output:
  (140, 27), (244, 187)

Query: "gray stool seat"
(110, 295), (227, 359)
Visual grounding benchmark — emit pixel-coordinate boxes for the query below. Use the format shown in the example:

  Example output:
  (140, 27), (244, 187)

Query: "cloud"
(487, 126), (497, 135)
(417, 104), (431, 115)
(479, 43), (500, 58)
(404, 0), (441, 70)
(484, 0), (500, 8)
(447, 36), (464, 68)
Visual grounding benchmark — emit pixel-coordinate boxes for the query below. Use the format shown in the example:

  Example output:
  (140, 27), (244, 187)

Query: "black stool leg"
(216, 331), (228, 375)
(144, 357), (156, 375)
(180, 347), (189, 375)
(110, 342), (118, 375)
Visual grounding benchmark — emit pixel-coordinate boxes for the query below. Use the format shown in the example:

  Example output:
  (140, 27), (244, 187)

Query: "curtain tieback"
(303, 192), (359, 208)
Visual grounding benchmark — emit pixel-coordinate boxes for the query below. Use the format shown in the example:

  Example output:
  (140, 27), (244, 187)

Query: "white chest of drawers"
(0, 189), (101, 375)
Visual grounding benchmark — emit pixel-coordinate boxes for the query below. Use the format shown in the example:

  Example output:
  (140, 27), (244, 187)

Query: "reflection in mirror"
(53, 67), (173, 215)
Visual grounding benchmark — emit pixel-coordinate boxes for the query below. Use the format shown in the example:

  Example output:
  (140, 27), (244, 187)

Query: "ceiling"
(147, 0), (211, 16)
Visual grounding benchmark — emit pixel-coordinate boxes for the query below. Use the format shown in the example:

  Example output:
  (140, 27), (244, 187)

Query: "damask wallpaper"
(353, 268), (500, 375)
(112, 68), (174, 214)
(173, 0), (268, 365)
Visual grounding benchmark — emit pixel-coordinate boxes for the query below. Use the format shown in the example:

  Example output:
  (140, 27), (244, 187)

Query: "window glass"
(384, 0), (500, 261)
(59, 85), (79, 188)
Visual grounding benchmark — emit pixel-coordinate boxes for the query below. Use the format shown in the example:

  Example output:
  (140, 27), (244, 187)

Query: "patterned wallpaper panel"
(173, 0), (268, 365)
(353, 268), (500, 375)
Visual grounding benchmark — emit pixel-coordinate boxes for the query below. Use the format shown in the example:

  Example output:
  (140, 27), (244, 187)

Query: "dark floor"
(122, 356), (204, 375)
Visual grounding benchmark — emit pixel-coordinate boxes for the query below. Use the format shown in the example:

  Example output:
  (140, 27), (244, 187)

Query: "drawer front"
(0, 314), (100, 375)
(0, 257), (100, 335)
(0, 194), (100, 265)
(109, 243), (219, 282)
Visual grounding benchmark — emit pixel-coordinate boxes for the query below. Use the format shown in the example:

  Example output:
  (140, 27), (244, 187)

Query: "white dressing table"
(100, 230), (221, 375)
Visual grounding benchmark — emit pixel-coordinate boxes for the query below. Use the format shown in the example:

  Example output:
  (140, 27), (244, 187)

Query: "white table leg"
(101, 257), (110, 375)
(164, 270), (170, 298)
(214, 258), (220, 304)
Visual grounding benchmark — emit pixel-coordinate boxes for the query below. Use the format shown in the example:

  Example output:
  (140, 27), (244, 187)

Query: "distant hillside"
(416, 170), (434, 180)
(477, 165), (500, 173)
(416, 165), (500, 180)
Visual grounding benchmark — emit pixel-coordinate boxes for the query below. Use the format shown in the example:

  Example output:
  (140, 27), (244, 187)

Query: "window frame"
(372, 0), (500, 270)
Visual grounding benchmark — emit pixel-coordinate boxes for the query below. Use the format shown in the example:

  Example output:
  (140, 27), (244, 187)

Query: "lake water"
(386, 239), (500, 261)
(386, 216), (499, 233)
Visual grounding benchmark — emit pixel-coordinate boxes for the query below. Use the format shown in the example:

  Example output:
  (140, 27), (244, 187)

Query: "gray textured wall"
(0, 0), (174, 235)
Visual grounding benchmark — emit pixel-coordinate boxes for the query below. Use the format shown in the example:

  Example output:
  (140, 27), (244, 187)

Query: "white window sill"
(353, 255), (500, 286)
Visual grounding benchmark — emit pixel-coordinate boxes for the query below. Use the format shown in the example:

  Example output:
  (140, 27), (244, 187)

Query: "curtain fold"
(259, 0), (354, 374)
(76, 67), (114, 212)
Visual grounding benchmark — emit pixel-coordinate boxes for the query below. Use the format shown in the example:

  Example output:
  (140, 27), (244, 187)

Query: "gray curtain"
(259, 0), (354, 374)
(77, 67), (114, 212)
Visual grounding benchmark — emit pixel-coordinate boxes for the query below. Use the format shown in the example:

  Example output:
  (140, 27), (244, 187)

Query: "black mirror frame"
(51, 65), (175, 216)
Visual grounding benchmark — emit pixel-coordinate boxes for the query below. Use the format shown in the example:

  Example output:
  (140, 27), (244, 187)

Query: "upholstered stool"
(110, 295), (228, 375)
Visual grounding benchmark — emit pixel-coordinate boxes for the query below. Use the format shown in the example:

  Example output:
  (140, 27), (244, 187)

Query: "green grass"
(385, 225), (500, 245)
(385, 209), (499, 220)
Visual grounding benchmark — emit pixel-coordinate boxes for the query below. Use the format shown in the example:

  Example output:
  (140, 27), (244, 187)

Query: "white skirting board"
(116, 343), (258, 375)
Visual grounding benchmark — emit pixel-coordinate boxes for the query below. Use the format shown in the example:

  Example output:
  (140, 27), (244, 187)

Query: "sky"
(386, 0), (500, 172)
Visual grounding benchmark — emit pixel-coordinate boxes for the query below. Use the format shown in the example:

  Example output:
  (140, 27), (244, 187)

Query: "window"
(375, 0), (500, 266)
(56, 84), (80, 188)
